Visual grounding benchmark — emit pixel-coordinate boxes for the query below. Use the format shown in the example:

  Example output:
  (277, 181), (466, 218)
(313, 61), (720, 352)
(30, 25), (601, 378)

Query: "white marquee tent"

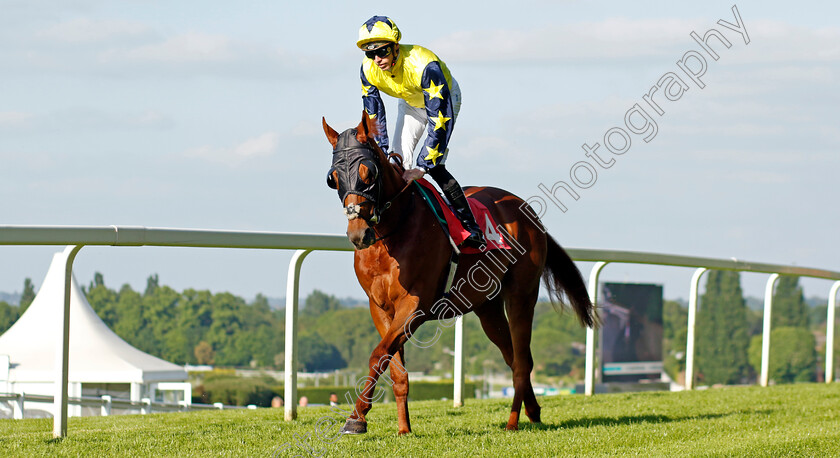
(0, 250), (187, 417)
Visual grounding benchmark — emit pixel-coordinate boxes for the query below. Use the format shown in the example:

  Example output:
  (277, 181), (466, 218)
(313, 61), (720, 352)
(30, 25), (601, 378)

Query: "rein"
(369, 180), (415, 243)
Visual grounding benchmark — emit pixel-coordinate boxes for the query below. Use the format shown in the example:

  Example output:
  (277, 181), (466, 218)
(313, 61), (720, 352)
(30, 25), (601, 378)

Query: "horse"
(322, 111), (597, 435)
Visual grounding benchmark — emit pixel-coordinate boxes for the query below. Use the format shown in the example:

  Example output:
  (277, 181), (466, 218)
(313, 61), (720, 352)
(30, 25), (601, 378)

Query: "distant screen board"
(599, 283), (663, 382)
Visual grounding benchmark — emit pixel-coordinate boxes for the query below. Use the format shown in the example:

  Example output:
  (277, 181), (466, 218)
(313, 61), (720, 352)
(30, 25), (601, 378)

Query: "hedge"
(194, 377), (476, 407)
(193, 376), (276, 407)
(274, 381), (476, 405)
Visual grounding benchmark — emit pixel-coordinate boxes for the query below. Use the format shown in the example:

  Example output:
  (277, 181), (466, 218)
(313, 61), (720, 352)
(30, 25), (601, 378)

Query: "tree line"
(0, 273), (591, 380)
(667, 272), (833, 385)
(0, 272), (835, 385)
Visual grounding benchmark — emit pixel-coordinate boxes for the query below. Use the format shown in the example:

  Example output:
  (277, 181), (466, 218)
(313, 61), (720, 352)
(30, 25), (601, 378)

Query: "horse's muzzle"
(348, 226), (376, 250)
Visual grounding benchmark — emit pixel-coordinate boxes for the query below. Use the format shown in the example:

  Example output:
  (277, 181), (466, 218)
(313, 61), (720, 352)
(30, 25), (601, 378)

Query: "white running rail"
(1, 225), (838, 437)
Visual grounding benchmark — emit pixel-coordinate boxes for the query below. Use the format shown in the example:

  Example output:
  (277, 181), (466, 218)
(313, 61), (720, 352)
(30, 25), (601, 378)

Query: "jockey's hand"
(402, 168), (425, 183)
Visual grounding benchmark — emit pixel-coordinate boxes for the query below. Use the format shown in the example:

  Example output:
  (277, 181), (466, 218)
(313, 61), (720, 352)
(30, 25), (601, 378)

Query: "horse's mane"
(355, 111), (407, 182)
(386, 152), (406, 175)
(364, 133), (406, 178)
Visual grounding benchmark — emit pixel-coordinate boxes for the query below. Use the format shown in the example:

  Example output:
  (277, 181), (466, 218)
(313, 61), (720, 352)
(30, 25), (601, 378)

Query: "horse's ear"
(355, 110), (371, 144)
(322, 117), (339, 148)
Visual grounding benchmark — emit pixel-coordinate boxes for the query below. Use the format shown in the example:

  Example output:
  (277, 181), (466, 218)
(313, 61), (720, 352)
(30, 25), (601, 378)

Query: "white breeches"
(393, 79), (461, 169)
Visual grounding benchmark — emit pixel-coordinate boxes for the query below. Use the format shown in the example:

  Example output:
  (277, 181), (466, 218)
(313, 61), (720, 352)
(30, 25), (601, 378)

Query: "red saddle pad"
(415, 178), (512, 254)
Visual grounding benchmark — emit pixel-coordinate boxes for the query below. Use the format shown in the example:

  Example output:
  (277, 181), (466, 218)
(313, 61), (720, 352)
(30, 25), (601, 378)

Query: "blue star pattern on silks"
(418, 61), (454, 170)
(364, 16), (392, 32)
(361, 67), (389, 151)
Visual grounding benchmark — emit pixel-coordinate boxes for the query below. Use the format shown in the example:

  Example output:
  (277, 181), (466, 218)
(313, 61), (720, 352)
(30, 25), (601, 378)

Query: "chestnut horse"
(323, 112), (597, 435)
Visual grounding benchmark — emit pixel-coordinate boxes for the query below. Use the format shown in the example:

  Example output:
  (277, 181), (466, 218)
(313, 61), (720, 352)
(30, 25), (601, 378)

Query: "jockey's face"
(372, 43), (397, 71)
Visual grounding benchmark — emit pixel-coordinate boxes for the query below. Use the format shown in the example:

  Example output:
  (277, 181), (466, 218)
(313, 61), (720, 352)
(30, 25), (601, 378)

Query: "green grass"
(2, 384), (839, 457)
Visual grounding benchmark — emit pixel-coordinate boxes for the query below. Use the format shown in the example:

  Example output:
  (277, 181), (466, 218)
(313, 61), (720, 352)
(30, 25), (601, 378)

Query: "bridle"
(328, 130), (414, 241)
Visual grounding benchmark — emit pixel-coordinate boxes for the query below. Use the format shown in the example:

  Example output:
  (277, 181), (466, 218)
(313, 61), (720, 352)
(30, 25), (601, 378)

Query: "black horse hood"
(330, 128), (380, 204)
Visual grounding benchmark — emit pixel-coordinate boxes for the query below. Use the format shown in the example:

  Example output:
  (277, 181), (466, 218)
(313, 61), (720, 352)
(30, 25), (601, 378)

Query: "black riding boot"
(428, 166), (485, 249)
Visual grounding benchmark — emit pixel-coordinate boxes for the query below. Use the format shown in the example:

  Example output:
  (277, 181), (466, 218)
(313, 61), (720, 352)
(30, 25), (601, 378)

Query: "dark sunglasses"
(365, 45), (393, 59)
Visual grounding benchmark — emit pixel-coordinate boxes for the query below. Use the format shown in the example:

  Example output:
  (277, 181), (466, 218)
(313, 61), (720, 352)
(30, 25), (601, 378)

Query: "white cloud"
(185, 132), (280, 165)
(723, 170), (792, 184)
(0, 109), (174, 133)
(0, 150), (57, 170)
(430, 17), (840, 65)
(431, 18), (705, 63)
(288, 120), (320, 137)
(234, 132), (280, 158)
(37, 17), (152, 44)
(104, 32), (234, 64)
(0, 111), (34, 126)
(0, 17), (313, 79)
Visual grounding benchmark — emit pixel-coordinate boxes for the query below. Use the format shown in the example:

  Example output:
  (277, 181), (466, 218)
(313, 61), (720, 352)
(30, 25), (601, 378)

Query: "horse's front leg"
(390, 348), (411, 435)
(342, 307), (423, 435)
(368, 302), (412, 435)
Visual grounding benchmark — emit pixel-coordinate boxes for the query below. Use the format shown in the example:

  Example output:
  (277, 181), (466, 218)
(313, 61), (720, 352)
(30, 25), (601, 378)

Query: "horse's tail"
(542, 234), (599, 328)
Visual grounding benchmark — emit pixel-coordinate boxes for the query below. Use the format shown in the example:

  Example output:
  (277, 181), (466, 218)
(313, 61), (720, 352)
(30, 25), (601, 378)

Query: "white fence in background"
(1, 225), (838, 438)
(0, 391), (254, 420)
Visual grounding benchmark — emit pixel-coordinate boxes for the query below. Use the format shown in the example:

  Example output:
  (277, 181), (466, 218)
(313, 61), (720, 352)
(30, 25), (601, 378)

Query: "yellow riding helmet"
(357, 16), (401, 50)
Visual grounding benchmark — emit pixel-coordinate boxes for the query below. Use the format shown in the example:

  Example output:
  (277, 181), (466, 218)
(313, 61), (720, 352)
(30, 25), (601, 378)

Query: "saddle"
(413, 178), (511, 254)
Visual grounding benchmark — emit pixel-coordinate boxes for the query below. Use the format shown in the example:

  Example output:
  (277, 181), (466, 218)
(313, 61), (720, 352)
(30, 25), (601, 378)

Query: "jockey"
(357, 15), (485, 249)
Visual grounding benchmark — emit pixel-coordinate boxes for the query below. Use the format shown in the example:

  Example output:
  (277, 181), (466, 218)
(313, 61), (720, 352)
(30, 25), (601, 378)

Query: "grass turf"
(2, 383), (839, 457)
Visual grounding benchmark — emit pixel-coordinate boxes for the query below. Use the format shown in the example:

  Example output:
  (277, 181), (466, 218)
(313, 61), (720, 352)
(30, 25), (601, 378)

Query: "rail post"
(453, 315), (465, 407)
(285, 249), (312, 421)
(54, 245), (83, 438)
(760, 274), (780, 387)
(13, 393), (25, 420)
(585, 261), (609, 396)
(825, 281), (840, 383)
(685, 267), (707, 390)
(101, 395), (112, 416)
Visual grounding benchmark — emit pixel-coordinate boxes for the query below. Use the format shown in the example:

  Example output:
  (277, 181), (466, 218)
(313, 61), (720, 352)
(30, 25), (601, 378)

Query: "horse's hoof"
(340, 418), (368, 435)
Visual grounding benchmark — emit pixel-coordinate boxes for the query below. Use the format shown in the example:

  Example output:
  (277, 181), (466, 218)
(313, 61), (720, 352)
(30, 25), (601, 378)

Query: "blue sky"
(1, 1), (838, 303)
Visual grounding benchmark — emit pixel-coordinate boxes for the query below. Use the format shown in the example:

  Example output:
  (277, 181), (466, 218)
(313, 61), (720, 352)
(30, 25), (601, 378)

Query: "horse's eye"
(326, 168), (338, 189)
(359, 162), (378, 184)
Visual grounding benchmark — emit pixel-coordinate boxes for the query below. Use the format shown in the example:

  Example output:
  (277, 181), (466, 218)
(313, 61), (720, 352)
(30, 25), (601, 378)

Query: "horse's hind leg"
(474, 296), (528, 430)
(474, 296), (515, 370)
(504, 285), (541, 429)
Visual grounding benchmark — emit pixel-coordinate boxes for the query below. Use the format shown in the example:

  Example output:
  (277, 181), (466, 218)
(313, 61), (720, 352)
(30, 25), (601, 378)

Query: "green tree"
(748, 327), (816, 383)
(772, 276), (809, 329)
(165, 289), (214, 364)
(662, 300), (688, 380)
(144, 274), (160, 297)
(140, 285), (180, 357)
(0, 301), (21, 334)
(85, 276), (119, 329)
(696, 270), (750, 385)
(303, 290), (342, 316)
(195, 341), (215, 365)
(206, 292), (249, 366)
(90, 272), (105, 290)
(113, 284), (153, 352)
(311, 307), (379, 369)
(529, 305), (587, 381)
(240, 295), (281, 367)
(19, 278), (36, 314)
(298, 331), (347, 371)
